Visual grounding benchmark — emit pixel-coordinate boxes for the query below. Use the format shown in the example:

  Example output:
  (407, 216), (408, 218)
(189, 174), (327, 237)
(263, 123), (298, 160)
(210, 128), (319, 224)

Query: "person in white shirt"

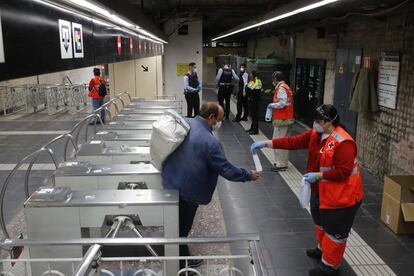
(183, 62), (201, 117)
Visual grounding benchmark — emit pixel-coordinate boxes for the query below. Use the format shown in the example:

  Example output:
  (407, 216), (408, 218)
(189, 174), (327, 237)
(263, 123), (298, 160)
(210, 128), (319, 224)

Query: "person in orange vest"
(251, 104), (364, 276)
(267, 71), (294, 171)
(88, 68), (106, 124)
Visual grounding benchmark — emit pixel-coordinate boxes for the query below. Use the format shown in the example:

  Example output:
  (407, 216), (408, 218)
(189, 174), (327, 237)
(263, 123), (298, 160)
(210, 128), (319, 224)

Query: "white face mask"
(240, 68), (245, 72)
(212, 121), (222, 131)
(193, 68), (197, 73)
(224, 65), (229, 70)
(313, 121), (324, 133)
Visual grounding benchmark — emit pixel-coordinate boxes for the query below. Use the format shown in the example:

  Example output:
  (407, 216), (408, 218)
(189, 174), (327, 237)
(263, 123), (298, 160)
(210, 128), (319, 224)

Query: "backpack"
(98, 80), (107, 97)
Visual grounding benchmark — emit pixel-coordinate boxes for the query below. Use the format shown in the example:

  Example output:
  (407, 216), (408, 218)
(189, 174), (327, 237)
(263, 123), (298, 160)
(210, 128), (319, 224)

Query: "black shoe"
(245, 128), (252, 132)
(270, 166), (288, 172)
(232, 118), (241, 122)
(306, 247), (322, 259)
(188, 259), (203, 268)
(241, 117), (248, 121)
(309, 263), (338, 276)
(249, 130), (259, 135)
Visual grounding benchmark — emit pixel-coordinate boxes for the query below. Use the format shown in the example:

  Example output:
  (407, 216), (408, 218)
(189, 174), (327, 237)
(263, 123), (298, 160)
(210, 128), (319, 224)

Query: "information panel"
(378, 51), (400, 109)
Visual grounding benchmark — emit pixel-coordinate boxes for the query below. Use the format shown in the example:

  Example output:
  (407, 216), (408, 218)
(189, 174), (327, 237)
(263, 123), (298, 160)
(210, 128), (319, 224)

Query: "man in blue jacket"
(162, 102), (260, 268)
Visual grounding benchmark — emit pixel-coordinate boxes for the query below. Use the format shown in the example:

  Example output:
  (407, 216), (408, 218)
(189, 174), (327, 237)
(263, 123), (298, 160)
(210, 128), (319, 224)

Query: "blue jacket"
(162, 116), (252, 205)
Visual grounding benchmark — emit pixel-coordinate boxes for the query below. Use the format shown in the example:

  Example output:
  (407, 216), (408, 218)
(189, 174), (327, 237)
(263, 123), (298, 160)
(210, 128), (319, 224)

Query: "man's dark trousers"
(185, 92), (200, 118)
(235, 89), (248, 120)
(179, 197), (199, 267)
(218, 85), (233, 118)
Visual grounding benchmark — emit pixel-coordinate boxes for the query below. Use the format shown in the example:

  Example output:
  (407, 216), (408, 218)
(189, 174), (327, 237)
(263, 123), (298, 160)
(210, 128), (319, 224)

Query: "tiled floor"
(202, 89), (414, 276)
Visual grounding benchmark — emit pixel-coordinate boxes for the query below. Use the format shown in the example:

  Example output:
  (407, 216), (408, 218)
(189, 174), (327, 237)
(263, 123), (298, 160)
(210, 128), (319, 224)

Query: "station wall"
(246, 9), (414, 178)
(164, 20), (203, 104)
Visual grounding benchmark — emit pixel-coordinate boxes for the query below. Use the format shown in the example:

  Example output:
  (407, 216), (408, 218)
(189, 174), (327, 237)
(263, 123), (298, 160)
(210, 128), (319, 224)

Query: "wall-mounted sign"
(138, 38), (142, 55)
(59, 19), (72, 59)
(176, 63), (188, 77)
(0, 11), (4, 63)
(72, 23), (84, 58)
(129, 37), (133, 55)
(378, 51), (400, 109)
(117, 36), (122, 55)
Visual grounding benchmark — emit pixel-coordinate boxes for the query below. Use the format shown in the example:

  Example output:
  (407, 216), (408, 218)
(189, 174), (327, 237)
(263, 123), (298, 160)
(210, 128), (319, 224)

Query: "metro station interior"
(0, 0), (413, 275)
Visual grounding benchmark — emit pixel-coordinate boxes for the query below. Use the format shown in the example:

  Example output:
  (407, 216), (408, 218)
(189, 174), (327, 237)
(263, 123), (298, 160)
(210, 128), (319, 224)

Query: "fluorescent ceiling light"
(212, 0), (340, 41)
(68, 0), (167, 43)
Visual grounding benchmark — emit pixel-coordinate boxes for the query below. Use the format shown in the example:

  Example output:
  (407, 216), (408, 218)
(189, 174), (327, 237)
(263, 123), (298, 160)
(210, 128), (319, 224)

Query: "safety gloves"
(250, 141), (267, 154)
(303, 172), (323, 183)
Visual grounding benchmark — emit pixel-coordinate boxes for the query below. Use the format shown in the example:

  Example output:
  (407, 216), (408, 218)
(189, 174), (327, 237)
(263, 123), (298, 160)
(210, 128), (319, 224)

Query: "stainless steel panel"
(55, 163), (159, 176)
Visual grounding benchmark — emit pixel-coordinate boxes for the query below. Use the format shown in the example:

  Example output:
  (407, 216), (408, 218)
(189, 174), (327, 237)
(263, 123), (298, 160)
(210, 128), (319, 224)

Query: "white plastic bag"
(252, 153), (263, 172)
(299, 178), (311, 208)
(150, 110), (190, 170)
(265, 106), (273, 122)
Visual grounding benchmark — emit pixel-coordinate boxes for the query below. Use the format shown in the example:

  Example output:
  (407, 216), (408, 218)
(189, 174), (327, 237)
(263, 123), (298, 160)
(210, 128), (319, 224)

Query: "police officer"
(215, 62), (239, 119)
(183, 62), (201, 118)
(233, 63), (249, 122)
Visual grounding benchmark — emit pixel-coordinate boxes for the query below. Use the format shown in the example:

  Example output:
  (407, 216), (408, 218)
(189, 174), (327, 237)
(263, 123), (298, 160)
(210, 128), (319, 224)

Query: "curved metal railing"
(0, 134), (78, 239)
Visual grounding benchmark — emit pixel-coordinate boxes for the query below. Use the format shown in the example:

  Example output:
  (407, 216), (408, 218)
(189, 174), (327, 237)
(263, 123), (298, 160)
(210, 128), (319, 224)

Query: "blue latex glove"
(250, 141), (266, 154)
(267, 103), (278, 109)
(303, 172), (322, 184)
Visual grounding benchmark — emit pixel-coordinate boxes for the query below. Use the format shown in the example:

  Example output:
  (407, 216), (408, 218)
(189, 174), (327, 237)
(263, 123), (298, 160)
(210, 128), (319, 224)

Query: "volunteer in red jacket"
(88, 68), (106, 124)
(251, 104), (364, 276)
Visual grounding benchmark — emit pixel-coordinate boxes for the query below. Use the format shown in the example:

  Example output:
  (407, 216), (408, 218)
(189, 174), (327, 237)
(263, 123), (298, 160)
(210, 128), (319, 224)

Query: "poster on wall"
(378, 51), (400, 109)
(72, 23), (84, 58)
(0, 11), (4, 63)
(176, 63), (188, 77)
(59, 19), (73, 59)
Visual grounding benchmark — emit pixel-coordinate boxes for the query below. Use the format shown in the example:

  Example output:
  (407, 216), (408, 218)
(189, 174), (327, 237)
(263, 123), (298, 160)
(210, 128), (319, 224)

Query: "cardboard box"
(381, 176), (414, 234)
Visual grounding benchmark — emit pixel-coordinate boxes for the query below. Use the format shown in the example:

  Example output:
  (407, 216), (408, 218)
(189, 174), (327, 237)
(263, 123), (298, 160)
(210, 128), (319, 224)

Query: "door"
(294, 59), (326, 127)
(333, 48), (362, 138)
(135, 57), (158, 99)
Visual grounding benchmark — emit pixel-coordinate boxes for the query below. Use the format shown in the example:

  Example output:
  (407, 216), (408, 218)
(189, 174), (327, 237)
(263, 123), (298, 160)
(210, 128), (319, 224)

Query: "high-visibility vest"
(272, 82), (294, 120)
(317, 126), (364, 209)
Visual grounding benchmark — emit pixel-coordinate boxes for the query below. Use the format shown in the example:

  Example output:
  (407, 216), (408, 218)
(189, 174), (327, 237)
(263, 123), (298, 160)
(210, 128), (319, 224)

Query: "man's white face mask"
(240, 67), (245, 72)
(212, 121), (222, 131)
(224, 65), (229, 70)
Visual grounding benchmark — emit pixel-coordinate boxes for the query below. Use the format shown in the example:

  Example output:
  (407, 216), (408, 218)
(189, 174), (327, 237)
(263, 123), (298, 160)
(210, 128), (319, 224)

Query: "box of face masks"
(380, 175), (414, 234)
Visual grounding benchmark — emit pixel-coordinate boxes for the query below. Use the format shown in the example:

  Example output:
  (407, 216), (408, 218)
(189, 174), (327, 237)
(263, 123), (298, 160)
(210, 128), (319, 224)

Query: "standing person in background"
(183, 62), (201, 118)
(268, 71), (294, 171)
(88, 67), (106, 124)
(216, 62), (239, 119)
(245, 71), (262, 135)
(233, 63), (249, 122)
(251, 105), (364, 276)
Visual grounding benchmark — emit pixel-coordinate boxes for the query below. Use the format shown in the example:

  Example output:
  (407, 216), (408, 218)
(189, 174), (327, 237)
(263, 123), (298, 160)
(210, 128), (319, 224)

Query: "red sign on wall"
(117, 36), (122, 55)
(129, 37), (133, 55)
(138, 38), (142, 56)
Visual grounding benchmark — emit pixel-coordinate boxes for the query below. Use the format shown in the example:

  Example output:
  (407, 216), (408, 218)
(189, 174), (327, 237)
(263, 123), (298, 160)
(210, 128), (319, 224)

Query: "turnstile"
(127, 100), (182, 109)
(53, 161), (161, 190)
(76, 141), (151, 164)
(119, 106), (182, 115)
(103, 121), (153, 135)
(92, 131), (152, 147)
(25, 187), (179, 276)
(112, 113), (162, 123)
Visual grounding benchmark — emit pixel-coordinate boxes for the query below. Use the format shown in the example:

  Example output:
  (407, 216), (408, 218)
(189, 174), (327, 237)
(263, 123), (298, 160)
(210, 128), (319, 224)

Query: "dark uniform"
(184, 72), (200, 117)
(235, 71), (249, 121)
(218, 69), (234, 119)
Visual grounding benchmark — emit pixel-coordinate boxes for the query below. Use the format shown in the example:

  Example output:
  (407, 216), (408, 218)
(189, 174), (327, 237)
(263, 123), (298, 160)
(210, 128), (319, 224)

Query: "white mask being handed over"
(313, 121), (324, 133)
(212, 121), (222, 132)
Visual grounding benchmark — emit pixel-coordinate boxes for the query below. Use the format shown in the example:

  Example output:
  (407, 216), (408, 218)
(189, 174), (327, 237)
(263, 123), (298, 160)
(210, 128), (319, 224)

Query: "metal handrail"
(0, 149), (58, 239)
(1, 235), (261, 246)
(68, 113), (103, 147)
(116, 91), (132, 102)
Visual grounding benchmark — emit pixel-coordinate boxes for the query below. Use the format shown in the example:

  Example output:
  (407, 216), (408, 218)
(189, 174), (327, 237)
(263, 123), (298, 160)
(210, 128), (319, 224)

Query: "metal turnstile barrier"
(46, 85), (69, 115)
(66, 84), (88, 114)
(0, 236), (274, 276)
(26, 84), (47, 113)
(1, 86), (27, 115)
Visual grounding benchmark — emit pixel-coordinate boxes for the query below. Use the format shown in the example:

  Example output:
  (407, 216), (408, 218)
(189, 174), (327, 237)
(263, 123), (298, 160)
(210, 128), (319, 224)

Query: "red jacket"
(272, 129), (357, 194)
(272, 82), (294, 120)
(88, 76), (105, 99)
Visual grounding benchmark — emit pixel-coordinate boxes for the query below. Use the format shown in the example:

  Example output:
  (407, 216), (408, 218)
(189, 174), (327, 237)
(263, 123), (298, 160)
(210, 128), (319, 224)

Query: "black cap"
(93, 68), (101, 76)
(314, 104), (339, 122)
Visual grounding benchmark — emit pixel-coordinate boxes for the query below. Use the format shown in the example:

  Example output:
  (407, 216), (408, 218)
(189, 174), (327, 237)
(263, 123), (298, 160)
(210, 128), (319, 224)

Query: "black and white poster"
(59, 19), (73, 59)
(0, 11), (4, 63)
(72, 23), (84, 58)
(378, 51), (400, 109)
